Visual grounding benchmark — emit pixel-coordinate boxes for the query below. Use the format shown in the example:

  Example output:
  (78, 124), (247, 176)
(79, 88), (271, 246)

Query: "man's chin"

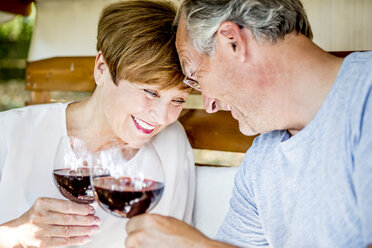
(239, 125), (259, 137)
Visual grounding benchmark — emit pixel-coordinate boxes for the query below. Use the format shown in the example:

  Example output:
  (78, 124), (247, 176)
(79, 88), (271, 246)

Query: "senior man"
(126, 0), (372, 247)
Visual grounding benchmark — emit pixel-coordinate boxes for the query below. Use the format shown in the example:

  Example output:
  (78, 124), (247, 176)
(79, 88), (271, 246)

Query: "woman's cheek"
(170, 106), (183, 122)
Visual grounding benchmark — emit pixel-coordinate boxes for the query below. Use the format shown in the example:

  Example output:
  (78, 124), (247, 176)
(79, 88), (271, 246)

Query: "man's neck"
(260, 34), (344, 135)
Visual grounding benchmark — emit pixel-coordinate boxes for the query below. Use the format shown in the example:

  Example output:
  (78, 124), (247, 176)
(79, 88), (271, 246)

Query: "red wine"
(93, 177), (164, 218)
(53, 168), (94, 204)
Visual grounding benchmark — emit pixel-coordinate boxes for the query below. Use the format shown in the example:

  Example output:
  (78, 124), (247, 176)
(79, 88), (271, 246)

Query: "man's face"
(176, 17), (271, 136)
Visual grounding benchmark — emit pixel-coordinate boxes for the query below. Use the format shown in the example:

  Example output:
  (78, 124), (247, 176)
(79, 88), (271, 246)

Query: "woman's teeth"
(133, 116), (155, 131)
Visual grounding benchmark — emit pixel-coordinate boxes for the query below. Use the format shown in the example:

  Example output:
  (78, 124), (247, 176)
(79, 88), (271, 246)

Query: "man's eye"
(144, 89), (158, 97)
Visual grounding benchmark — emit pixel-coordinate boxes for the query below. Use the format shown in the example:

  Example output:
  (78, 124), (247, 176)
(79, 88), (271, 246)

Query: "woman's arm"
(0, 198), (100, 247)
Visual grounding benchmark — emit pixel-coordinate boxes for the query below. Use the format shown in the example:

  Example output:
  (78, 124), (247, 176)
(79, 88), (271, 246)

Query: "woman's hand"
(0, 197), (101, 247)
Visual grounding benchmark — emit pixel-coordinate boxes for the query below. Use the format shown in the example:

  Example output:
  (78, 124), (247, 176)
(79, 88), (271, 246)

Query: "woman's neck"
(66, 90), (115, 139)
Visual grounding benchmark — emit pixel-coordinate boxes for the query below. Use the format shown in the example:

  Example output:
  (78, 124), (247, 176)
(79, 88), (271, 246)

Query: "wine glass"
(53, 136), (118, 204)
(89, 140), (165, 218)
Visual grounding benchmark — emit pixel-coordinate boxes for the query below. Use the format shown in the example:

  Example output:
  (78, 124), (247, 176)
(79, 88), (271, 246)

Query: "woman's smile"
(131, 115), (156, 134)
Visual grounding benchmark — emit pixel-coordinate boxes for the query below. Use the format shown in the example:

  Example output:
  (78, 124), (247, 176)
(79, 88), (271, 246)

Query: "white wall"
(28, 0), (372, 61)
(29, 0), (180, 61)
(303, 0), (372, 51)
(29, 0), (111, 61)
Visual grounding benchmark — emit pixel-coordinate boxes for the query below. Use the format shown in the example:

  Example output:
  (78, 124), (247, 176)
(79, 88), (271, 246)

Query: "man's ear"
(216, 21), (248, 62)
(94, 51), (106, 87)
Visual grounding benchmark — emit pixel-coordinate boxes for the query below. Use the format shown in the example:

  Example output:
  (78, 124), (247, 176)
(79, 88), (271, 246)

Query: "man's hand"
(125, 214), (237, 248)
(0, 197), (101, 247)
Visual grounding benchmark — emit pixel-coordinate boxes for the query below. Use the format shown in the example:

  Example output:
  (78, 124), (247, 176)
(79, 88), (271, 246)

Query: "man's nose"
(203, 95), (219, 113)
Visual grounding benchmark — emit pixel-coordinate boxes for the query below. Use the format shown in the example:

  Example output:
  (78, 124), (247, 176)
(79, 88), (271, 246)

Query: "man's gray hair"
(176, 0), (313, 54)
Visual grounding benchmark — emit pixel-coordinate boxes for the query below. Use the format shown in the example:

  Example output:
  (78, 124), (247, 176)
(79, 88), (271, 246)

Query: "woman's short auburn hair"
(97, 0), (190, 91)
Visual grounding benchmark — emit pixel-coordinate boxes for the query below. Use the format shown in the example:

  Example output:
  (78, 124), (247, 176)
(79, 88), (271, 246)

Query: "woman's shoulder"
(154, 121), (187, 140)
(0, 103), (68, 132)
(0, 103), (67, 120)
(151, 121), (190, 149)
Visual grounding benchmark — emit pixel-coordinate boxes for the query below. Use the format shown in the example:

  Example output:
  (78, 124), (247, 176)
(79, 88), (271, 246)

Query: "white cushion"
(193, 166), (239, 238)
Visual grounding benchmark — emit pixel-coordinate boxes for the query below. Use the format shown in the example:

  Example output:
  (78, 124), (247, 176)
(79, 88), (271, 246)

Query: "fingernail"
(91, 225), (101, 234)
(82, 236), (91, 244)
(89, 207), (95, 215)
(94, 217), (102, 225)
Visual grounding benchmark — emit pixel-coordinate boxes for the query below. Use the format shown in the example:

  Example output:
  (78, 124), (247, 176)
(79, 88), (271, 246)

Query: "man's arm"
(125, 214), (238, 248)
(352, 86), (372, 247)
(215, 151), (269, 247)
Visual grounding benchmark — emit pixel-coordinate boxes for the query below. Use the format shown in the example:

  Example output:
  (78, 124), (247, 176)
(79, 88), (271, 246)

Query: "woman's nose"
(150, 102), (169, 125)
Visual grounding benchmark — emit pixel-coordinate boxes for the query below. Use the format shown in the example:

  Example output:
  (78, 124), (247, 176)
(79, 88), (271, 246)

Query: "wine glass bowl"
(90, 141), (165, 218)
(53, 136), (118, 204)
(53, 166), (93, 204)
(53, 136), (94, 204)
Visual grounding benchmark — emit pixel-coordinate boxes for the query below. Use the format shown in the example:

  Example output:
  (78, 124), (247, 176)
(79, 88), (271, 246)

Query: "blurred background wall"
(303, 0), (372, 51)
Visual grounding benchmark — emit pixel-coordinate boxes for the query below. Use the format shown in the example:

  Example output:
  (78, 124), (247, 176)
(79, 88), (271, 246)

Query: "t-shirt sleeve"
(216, 149), (269, 247)
(352, 86), (372, 246)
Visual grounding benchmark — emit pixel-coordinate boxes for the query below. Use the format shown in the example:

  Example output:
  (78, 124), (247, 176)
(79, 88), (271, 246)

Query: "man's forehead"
(175, 13), (188, 48)
(176, 15), (200, 74)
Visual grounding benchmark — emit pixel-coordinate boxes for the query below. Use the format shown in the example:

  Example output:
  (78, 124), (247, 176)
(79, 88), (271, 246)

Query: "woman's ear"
(94, 51), (106, 87)
(216, 21), (249, 63)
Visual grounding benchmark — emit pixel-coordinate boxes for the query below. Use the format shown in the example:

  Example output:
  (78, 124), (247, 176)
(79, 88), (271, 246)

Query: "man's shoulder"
(341, 52), (372, 123)
(343, 51), (372, 81)
(348, 51), (372, 64)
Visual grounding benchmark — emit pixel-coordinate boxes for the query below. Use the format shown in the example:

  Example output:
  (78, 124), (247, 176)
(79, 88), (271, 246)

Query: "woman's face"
(100, 73), (188, 148)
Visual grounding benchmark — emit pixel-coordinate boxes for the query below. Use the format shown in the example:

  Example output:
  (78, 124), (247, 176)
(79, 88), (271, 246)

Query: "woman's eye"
(144, 89), (158, 97)
(172, 99), (186, 106)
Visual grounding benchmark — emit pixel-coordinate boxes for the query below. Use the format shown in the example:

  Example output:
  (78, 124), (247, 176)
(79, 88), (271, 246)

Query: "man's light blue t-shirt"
(216, 52), (372, 247)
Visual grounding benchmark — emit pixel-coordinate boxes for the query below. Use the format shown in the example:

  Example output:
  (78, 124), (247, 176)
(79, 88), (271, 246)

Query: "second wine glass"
(89, 141), (165, 218)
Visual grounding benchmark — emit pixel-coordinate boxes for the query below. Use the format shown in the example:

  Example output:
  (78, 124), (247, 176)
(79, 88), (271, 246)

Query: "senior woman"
(0, 0), (195, 247)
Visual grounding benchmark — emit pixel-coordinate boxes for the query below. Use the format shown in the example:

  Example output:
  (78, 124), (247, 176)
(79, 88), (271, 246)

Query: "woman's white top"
(0, 103), (195, 247)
